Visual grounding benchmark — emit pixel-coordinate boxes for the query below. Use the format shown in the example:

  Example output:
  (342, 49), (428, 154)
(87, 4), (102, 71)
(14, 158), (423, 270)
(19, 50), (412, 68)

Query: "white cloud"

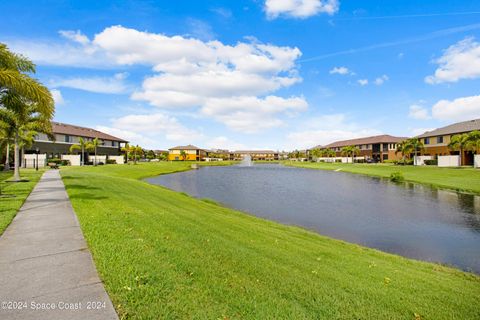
(186, 19), (216, 41)
(285, 113), (382, 149)
(50, 89), (64, 106)
(410, 127), (436, 136)
(51, 73), (129, 94)
(431, 95), (480, 121)
(99, 112), (205, 149)
(329, 66), (350, 75)
(374, 74), (389, 85)
(358, 79), (368, 86)
(59, 30), (90, 46)
(264, 0), (340, 19)
(202, 95), (307, 133)
(9, 25), (306, 133)
(206, 136), (246, 150)
(409, 104), (430, 120)
(426, 37), (480, 84)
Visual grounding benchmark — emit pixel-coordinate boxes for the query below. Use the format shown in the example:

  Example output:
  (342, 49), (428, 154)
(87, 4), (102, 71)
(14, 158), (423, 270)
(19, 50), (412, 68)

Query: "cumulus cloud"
(357, 79), (368, 86)
(264, 0), (340, 19)
(409, 104), (430, 120)
(51, 73), (129, 94)
(50, 89), (65, 106)
(8, 25), (307, 133)
(374, 74), (389, 85)
(425, 37), (480, 84)
(431, 95), (480, 121)
(329, 66), (351, 75)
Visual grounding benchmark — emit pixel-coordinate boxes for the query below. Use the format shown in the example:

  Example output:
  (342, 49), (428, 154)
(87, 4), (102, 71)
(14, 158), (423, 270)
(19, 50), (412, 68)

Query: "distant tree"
(146, 150), (156, 160)
(180, 150), (188, 161)
(341, 145), (360, 163)
(86, 138), (101, 166)
(157, 151), (168, 161)
(395, 140), (411, 162)
(121, 143), (131, 164)
(310, 148), (322, 161)
(467, 130), (480, 154)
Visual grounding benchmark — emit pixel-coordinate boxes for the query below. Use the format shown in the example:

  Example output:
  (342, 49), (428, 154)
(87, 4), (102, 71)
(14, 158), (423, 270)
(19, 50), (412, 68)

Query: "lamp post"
(35, 147), (39, 171)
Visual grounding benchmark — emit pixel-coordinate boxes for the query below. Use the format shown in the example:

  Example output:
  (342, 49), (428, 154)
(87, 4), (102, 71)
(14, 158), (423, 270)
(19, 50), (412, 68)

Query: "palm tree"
(180, 150), (188, 161)
(69, 137), (90, 166)
(310, 148), (322, 161)
(121, 143), (131, 164)
(0, 44), (54, 181)
(406, 138), (424, 165)
(0, 94), (52, 181)
(395, 140), (411, 163)
(341, 145), (359, 163)
(86, 138), (101, 166)
(448, 133), (471, 166)
(467, 130), (480, 154)
(0, 122), (13, 171)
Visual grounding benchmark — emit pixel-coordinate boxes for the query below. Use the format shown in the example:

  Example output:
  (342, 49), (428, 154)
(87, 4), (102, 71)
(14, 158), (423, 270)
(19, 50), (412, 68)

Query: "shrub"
(0, 164), (3, 171)
(390, 171), (405, 182)
(383, 160), (396, 164)
(48, 158), (70, 166)
(335, 159), (342, 163)
(424, 159), (438, 166)
(355, 159), (365, 163)
(397, 159), (413, 166)
(106, 159), (117, 164)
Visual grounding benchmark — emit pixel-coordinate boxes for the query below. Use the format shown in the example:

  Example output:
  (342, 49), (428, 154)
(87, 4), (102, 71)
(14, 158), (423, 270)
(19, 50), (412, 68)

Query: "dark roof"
(168, 144), (204, 151)
(234, 150), (278, 154)
(52, 122), (127, 142)
(416, 119), (480, 138)
(323, 135), (407, 149)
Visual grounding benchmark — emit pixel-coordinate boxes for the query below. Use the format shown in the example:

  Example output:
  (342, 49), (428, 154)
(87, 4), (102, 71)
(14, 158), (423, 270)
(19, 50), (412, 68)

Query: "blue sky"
(2, 0), (480, 150)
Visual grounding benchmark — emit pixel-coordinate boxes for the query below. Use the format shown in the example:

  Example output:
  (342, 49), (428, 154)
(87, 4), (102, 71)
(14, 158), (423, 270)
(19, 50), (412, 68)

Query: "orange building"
(168, 145), (207, 161)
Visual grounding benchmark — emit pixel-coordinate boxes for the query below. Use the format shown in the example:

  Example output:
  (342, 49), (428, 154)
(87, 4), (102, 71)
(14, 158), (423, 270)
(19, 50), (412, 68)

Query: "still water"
(146, 164), (480, 273)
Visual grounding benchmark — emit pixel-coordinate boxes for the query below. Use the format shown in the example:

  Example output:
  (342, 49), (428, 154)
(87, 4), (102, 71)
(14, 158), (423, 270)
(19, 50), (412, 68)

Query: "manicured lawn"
(0, 169), (45, 234)
(61, 162), (479, 319)
(285, 161), (480, 194)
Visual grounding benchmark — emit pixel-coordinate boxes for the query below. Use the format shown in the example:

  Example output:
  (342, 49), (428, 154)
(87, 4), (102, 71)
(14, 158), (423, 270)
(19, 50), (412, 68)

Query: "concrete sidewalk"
(0, 170), (118, 320)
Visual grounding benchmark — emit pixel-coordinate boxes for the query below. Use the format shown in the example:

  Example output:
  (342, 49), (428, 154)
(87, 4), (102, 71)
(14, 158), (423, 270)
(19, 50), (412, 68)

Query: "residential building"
(416, 118), (480, 165)
(27, 122), (127, 158)
(312, 135), (406, 162)
(233, 150), (279, 161)
(168, 145), (207, 161)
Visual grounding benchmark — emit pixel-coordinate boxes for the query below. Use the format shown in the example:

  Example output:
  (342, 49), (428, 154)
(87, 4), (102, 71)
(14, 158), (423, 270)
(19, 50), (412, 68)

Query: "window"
(65, 135), (71, 143)
(424, 138), (430, 145)
(383, 154), (388, 161)
(437, 136), (443, 144)
(382, 143), (388, 151)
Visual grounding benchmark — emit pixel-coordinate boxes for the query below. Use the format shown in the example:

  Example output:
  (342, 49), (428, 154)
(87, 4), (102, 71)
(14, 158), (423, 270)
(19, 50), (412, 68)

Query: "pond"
(146, 164), (480, 273)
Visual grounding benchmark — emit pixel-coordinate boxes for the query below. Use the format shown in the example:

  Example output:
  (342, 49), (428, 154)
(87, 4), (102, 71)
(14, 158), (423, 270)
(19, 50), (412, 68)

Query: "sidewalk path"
(0, 170), (118, 320)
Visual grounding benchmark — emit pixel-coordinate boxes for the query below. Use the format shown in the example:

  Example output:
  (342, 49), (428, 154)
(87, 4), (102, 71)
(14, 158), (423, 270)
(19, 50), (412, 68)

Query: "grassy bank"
(0, 169), (45, 234)
(61, 163), (479, 319)
(285, 161), (480, 194)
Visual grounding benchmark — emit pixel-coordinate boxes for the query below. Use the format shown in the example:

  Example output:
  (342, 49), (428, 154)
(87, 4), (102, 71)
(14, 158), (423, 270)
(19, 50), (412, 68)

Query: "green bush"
(424, 159), (438, 166)
(397, 159), (413, 166)
(389, 171), (405, 182)
(48, 158), (70, 166)
(335, 159), (342, 163)
(106, 159), (117, 164)
(383, 159), (396, 164)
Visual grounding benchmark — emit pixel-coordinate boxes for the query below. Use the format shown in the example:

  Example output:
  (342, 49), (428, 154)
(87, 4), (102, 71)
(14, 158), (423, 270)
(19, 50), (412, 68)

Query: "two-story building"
(168, 145), (207, 161)
(27, 122), (127, 158)
(312, 135), (406, 162)
(416, 118), (480, 165)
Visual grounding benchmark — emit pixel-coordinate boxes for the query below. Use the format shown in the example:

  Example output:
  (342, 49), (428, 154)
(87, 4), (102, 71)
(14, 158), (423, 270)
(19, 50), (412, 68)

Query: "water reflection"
(147, 164), (480, 273)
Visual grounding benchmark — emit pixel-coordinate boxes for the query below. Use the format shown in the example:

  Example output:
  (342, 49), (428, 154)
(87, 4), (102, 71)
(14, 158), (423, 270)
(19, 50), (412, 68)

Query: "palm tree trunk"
(4, 143), (10, 171)
(13, 132), (20, 181)
(81, 145), (84, 166)
(94, 146), (97, 166)
(460, 147), (463, 166)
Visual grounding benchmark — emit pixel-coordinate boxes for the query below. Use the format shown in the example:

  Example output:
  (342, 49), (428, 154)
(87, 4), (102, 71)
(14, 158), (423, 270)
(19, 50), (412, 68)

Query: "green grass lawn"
(61, 162), (479, 320)
(0, 169), (45, 234)
(285, 161), (480, 194)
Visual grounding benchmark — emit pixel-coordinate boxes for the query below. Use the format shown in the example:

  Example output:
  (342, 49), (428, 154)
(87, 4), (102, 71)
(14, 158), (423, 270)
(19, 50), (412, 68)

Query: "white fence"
(23, 154), (47, 168)
(61, 154), (81, 166)
(438, 155), (460, 167)
(89, 155), (107, 165)
(414, 156), (433, 166)
(108, 155), (125, 164)
(475, 155), (480, 168)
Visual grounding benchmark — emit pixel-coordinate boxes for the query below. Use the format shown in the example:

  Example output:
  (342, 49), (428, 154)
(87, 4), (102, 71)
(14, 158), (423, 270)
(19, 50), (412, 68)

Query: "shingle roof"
(416, 119), (480, 138)
(52, 122), (127, 142)
(322, 135), (407, 149)
(168, 145), (204, 151)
